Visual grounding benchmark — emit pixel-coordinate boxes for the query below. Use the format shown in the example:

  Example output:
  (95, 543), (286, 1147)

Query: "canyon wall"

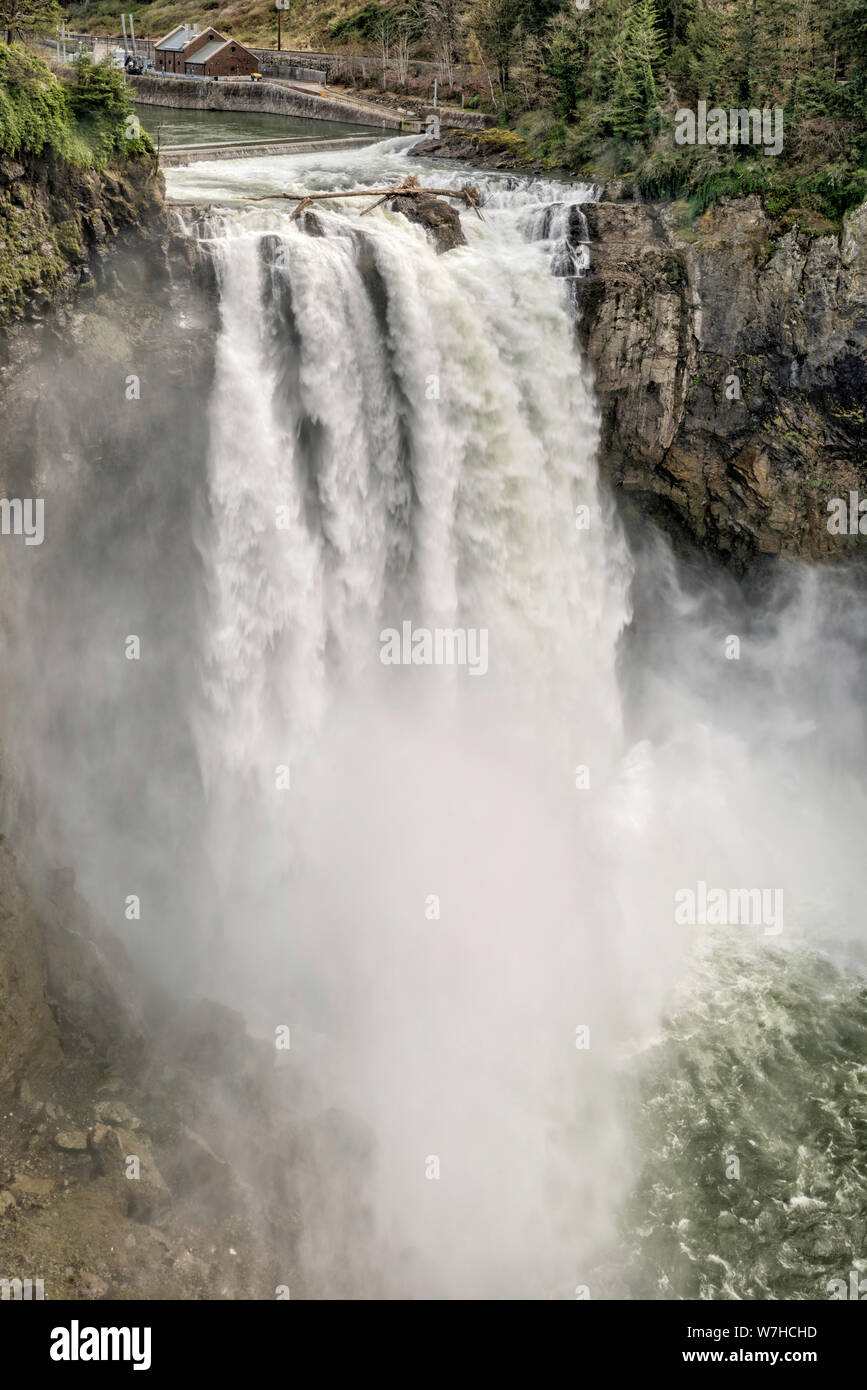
(576, 195), (867, 568)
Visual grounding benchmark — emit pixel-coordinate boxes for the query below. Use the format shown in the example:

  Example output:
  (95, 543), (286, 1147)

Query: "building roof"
(155, 25), (190, 51)
(184, 38), (230, 65)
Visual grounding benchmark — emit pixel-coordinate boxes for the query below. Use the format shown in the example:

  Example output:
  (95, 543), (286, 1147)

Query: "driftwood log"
(236, 175), (483, 221)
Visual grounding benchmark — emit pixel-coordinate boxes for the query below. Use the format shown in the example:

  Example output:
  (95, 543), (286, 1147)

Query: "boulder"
(390, 193), (466, 253)
(54, 1130), (89, 1151)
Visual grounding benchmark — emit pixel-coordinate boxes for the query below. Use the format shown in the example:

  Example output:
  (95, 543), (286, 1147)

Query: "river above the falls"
(135, 100), (382, 148)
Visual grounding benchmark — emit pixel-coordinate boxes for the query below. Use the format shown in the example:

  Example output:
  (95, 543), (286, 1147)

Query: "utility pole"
(120, 12), (128, 54)
(129, 15), (137, 56)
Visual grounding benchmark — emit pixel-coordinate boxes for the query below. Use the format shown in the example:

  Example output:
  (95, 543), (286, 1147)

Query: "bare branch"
(236, 177), (484, 221)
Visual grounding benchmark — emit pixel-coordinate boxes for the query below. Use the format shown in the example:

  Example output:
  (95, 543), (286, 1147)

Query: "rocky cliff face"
(0, 153), (163, 329)
(0, 154), (216, 565)
(0, 157), (234, 1299)
(574, 195), (867, 568)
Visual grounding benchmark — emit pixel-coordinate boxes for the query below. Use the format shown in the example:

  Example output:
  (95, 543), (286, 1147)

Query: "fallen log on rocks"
(236, 174), (484, 222)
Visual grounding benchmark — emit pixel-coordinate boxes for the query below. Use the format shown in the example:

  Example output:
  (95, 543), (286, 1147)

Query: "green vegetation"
(1, 0), (62, 46)
(0, 42), (155, 319)
(67, 49), (154, 161)
(521, 0), (867, 225)
(0, 43), (154, 164)
(0, 41), (77, 157)
(57, 0), (867, 222)
(329, 2), (416, 43)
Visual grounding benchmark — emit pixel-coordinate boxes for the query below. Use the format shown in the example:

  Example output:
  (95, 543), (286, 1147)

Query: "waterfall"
(195, 180), (623, 763)
(177, 158), (637, 1295)
(517, 195), (594, 279)
(5, 139), (865, 1300)
(168, 153), (867, 1296)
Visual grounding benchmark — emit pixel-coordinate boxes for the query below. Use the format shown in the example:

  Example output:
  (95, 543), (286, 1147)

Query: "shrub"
(0, 42), (75, 159)
(0, 44), (153, 166)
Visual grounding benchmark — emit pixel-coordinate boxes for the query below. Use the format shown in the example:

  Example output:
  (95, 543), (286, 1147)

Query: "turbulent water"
(8, 137), (866, 1298)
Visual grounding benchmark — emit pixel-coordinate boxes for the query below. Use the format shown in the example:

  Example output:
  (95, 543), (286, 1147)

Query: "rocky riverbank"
(0, 828), (379, 1299)
(410, 127), (540, 171)
(0, 835), (295, 1299)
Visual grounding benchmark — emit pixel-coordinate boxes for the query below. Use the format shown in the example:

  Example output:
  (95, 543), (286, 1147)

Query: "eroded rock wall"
(576, 196), (867, 567)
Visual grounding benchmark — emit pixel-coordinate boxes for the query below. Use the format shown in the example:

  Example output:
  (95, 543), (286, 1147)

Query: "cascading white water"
(191, 156), (620, 756)
(517, 194), (594, 278)
(165, 145), (867, 1297)
(174, 152), (644, 1289)
(168, 146), (651, 1295)
(5, 137), (865, 1300)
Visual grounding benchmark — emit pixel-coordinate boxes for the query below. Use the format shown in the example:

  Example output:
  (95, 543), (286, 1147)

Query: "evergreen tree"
(828, 0), (867, 145)
(471, 0), (525, 95)
(517, 0), (567, 37)
(544, 12), (590, 119)
(665, 0), (723, 104)
(611, 0), (664, 142)
(0, 0), (60, 46)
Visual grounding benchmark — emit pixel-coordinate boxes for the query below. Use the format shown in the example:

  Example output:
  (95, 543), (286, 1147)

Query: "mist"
(3, 144), (866, 1299)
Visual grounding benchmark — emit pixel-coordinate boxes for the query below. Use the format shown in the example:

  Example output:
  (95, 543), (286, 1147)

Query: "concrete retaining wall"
(129, 74), (411, 130)
(249, 52), (327, 83)
(281, 64), (328, 84)
(417, 107), (495, 131)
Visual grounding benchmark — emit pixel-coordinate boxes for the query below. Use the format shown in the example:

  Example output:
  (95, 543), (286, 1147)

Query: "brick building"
(154, 23), (191, 73)
(154, 24), (259, 79)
